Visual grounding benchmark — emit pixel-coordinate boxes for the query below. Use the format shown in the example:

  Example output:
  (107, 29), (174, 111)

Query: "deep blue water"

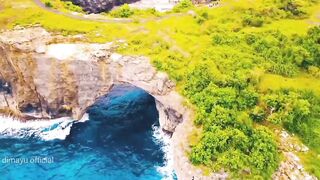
(0, 84), (167, 180)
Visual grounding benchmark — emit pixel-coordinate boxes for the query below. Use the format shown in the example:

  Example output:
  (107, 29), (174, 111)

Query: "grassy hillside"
(0, 0), (320, 178)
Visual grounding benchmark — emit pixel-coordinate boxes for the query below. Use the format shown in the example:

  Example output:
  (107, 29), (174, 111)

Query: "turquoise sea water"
(0, 84), (173, 180)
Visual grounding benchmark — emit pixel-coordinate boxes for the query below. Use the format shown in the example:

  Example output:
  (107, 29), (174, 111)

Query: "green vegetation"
(261, 90), (320, 150)
(109, 4), (161, 18)
(173, 0), (194, 12)
(110, 4), (134, 18)
(42, 0), (84, 13)
(300, 151), (320, 178)
(0, 0), (320, 178)
(260, 74), (320, 95)
(44, 1), (53, 8)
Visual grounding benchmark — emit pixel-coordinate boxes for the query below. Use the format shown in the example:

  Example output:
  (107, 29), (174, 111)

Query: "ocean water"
(0, 84), (175, 180)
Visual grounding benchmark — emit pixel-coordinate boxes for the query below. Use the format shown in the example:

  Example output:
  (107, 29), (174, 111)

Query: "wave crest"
(0, 116), (75, 141)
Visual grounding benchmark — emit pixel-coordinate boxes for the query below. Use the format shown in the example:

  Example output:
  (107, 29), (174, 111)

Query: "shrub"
(308, 66), (320, 78)
(268, 63), (298, 77)
(173, 0), (193, 12)
(250, 106), (266, 122)
(242, 15), (264, 27)
(110, 4), (134, 18)
(44, 1), (53, 8)
(63, 1), (83, 13)
(279, 0), (308, 18)
(301, 26), (320, 67)
(184, 64), (214, 97)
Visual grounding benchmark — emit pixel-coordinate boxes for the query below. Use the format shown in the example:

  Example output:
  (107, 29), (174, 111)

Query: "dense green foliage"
(155, 1), (319, 177)
(42, 0), (84, 12)
(184, 63), (280, 178)
(262, 90), (320, 152)
(114, 1), (320, 177)
(184, 26), (320, 178)
(181, 23), (320, 177)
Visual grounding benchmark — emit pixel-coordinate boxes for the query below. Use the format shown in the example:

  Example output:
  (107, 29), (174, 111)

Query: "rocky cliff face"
(0, 27), (185, 132)
(68, 0), (139, 13)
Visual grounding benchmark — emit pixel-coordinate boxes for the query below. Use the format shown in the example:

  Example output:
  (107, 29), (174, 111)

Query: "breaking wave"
(152, 125), (176, 180)
(0, 116), (75, 141)
(0, 84), (175, 179)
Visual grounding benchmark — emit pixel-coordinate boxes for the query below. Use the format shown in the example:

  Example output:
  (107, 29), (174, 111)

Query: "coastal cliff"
(0, 27), (198, 179)
(0, 27), (316, 180)
(0, 27), (183, 131)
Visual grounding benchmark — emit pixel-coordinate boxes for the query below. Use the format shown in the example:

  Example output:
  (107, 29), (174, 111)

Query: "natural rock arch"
(0, 32), (186, 133)
(0, 27), (206, 179)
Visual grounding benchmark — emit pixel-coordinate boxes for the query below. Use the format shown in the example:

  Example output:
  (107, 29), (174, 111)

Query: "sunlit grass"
(299, 151), (320, 178)
(259, 74), (320, 95)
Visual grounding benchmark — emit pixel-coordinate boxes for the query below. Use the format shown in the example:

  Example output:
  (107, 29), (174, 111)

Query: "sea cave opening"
(0, 83), (173, 179)
(64, 83), (169, 179)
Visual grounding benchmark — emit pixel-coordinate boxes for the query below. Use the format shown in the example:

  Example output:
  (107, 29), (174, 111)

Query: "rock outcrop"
(67, 0), (216, 13)
(272, 130), (317, 180)
(68, 0), (139, 13)
(0, 27), (185, 133)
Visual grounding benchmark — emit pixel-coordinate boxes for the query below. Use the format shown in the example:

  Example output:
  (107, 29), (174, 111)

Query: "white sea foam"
(152, 125), (176, 180)
(0, 116), (75, 141)
(79, 113), (90, 123)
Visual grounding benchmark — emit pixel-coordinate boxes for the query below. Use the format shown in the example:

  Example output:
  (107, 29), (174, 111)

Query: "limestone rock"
(273, 130), (317, 180)
(0, 27), (186, 132)
(0, 27), (51, 52)
(273, 152), (317, 180)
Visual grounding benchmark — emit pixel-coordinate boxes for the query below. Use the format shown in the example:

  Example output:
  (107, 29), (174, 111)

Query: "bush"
(173, 0), (193, 12)
(44, 1), (53, 8)
(268, 63), (298, 77)
(250, 106), (266, 122)
(248, 127), (279, 176)
(301, 26), (320, 67)
(190, 120), (279, 178)
(110, 4), (134, 18)
(242, 15), (264, 27)
(308, 66), (320, 78)
(184, 64), (214, 97)
(63, 1), (83, 13)
(279, 0), (308, 18)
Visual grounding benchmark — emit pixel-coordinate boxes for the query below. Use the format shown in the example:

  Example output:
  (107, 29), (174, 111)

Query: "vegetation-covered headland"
(0, 0), (319, 178)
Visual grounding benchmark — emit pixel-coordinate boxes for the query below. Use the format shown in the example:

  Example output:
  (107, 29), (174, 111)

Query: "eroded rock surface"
(0, 27), (184, 132)
(272, 130), (317, 180)
(68, 0), (139, 13)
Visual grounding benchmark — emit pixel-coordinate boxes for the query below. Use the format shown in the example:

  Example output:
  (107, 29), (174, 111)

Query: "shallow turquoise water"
(0, 84), (170, 180)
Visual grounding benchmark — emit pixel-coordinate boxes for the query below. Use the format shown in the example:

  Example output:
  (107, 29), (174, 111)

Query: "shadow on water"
(65, 84), (164, 174)
(0, 84), (165, 180)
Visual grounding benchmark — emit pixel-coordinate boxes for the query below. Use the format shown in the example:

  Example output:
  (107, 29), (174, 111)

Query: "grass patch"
(259, 74), (320, 95)
(299, 151), (320, 178)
